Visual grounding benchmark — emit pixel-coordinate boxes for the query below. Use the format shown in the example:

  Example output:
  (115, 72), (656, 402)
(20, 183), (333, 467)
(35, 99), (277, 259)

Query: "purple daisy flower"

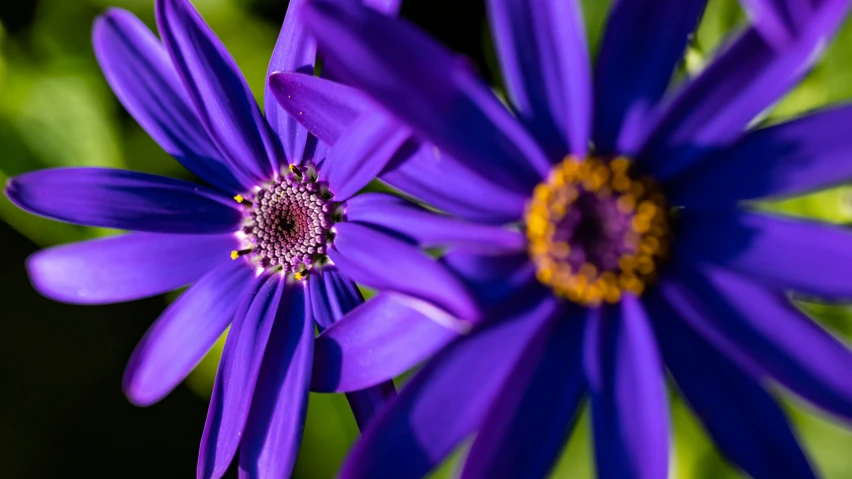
(288, 0), (852, 477)
(2, 0), (475, 477)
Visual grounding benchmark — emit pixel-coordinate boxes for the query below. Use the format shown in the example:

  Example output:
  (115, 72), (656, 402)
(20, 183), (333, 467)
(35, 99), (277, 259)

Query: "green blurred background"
(1, 0), (852, 477)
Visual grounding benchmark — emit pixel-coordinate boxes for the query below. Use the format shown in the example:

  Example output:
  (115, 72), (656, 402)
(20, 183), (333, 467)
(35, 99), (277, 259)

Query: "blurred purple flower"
(293, 0), (852, 477)
(2, 0), (475, 477)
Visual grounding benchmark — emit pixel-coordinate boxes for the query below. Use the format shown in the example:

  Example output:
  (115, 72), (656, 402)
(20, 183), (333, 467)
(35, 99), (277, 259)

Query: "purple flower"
(2, 0), (472, 477)
(294, 0), (852, 477)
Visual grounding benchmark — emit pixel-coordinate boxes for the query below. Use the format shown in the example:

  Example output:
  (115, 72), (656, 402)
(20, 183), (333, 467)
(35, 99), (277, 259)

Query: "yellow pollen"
(234, 195), (244, 203)
(524, 156), (672, 307)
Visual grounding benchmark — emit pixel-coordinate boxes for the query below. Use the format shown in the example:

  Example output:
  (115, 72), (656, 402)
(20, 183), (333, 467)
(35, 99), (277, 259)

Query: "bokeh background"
(2, 0), (852, 477)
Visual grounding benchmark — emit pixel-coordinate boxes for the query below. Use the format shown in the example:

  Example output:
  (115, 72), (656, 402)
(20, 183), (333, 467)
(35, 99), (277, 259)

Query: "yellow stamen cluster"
(526, 156), (671, 306)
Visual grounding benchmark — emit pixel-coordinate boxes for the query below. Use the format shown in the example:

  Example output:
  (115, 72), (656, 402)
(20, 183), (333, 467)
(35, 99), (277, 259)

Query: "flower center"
(232, 166), (335, 276)
(525, 156), (671, 306)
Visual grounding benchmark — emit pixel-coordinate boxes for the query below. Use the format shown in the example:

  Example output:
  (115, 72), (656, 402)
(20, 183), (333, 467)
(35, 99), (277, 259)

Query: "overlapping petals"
(649, 293), (816, 478)
(640, 0), (852, 179)
(308, 267), (397, 429)
(303, 0), (551, 191)
(671, 105), (852, 207)
(312, 292), (461, 393)
(487, 0), (591, 157)
(461, 308), (585, 479)
(584, 298), (669, 479)
(344, 193), (525, 253)
(238, 283), (312, 479)
(199, 274), (291, 479)
(593, 0), (707, 155)
(156, 0), (281, 180)
(123, 259), (256, 406)
(93, 8), (245, 193)
(264, 0), (317, 164)
(329, 222), (479, 320)
(341, 297), (559, 479)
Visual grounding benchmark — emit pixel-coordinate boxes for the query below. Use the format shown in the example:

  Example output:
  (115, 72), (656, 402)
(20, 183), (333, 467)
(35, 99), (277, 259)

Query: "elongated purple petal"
(308, 267), (396, 430)
(344, 193), (525, 253)
(27, 232), (237, 305)
(593, 0), (707, 155)
(340, 296), (559, 479)
(265, 0), (316, 164)
(671, 105), (852, 208)
(487, 0), (591, 157)
(303, 0), (550, 191)
(647, 292), (816, 479)
(640, 0), (851, 180)
(380, 141), (527, 225)
(676, 211), (852, 301)
(320, 112), (409, 200)
(123, 259), (256, 406)
(5, 168), (242, 233)
(238, 283), (312, 479)
(93, 9), (245, 193)
(156, 0), (280, 181)
(584, 297), (669, 479)
(198, 274), (290, 479)
(662, 266), (852, 422)
(462, 307), (586, 479)
(740, 0), (810, 47)
(313, 292), (460, 393)
(329, 222), (479, 320)
(268, 72), (368, 146)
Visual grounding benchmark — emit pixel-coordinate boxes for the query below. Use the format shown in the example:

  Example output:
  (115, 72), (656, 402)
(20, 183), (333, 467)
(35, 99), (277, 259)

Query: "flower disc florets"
(526, 156), (672, 306)
(232, 165), (335, 275)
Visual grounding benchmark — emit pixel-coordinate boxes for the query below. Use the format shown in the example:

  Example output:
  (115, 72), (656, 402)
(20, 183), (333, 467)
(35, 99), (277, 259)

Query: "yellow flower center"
(525, 156), (672, 306)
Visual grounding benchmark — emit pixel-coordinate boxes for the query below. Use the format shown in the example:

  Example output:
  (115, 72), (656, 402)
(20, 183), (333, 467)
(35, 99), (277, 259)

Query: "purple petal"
(198, 274), (291, 479)
(5, 168), (242, 233)
(238, 283), (312, 479)
(740, 0), (810, 47)
(123, 259), (256, 406)
(303, 0), (550, 192)
(93, 9), (245, 193)
(676, 211), (852, 301)
(340, 296), (559, 479)
(640, 0), (851, 180)
(309, 265), (363, 331)
(363, 0), (402, 15)
(647, 292), (816, 479)
(268, 72), (369, 147)
(329, 222), (479, 320)
(584, 297), (669, 479)
(661, 266), (852, 422)
(671, 105), (852, 208)
(593, 0), (707, 155)
(156, 0), (280, 181)
(487, 0), (591, 157)
(344, 193), (526, 253)
(320, 112), (410, 200)
(441, 251), (538, 308)
(380, 141), (527, 225)
(308, 266), (396, 430)
(27, 232), (237, 305)
(312, 292), (460, 393)
(265, 0), (316, 164)
(461, 307), (586, 479)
